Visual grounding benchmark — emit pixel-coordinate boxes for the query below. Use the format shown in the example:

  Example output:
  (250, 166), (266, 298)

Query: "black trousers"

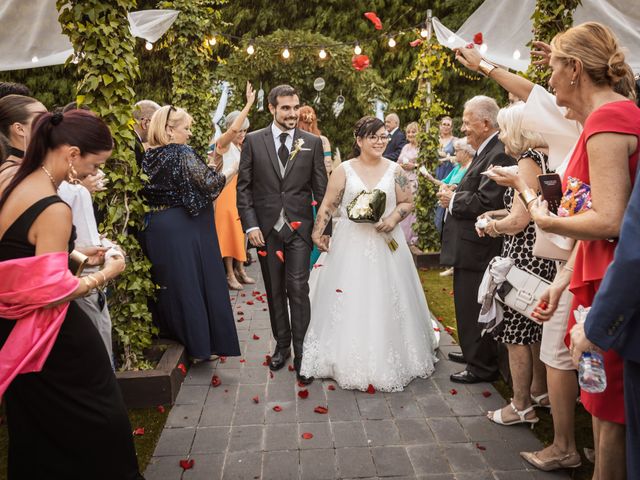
(258, 227), (312, 358)
(453, 267), (498, 379)
(625, 359), (640, 480)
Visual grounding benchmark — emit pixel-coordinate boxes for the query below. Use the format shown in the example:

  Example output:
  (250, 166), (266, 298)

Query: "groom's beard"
(274, 115), (298, 131)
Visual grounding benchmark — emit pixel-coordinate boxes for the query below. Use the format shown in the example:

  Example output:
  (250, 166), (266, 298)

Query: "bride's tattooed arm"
(312, 165), (347, 251)
(393, 166), (415, 219)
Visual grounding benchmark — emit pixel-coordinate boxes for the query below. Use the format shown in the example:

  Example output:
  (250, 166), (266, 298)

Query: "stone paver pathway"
(145, 262), (568, 480)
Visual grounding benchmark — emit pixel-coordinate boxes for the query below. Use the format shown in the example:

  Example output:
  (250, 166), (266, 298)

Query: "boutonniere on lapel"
(289, 138), (311, 163)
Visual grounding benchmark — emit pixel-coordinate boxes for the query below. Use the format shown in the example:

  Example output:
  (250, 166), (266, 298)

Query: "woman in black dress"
(0, 110), (142, 479)
(142, 105), (240, 362)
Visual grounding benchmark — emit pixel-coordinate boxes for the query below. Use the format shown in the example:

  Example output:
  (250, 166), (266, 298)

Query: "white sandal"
(488, 401), (539, 427)
(530, 393), (551, 410)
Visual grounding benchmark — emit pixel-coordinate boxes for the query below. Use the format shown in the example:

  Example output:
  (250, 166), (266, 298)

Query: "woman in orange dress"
(212, 82), (256, 290)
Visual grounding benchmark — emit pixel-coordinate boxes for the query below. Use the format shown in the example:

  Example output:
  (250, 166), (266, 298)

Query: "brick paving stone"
(262, 450), (299, 480)
(147, 261), (568, 480)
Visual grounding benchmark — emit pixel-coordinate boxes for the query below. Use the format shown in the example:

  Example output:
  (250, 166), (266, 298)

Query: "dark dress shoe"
(447, 352), (466, 364)
(450, 369), (498, 384)
(294, 356), (314, 385)
(269, 348), (291, 371)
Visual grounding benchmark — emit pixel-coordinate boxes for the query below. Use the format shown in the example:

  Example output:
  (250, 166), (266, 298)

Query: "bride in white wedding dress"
(300, 116), (438, 392)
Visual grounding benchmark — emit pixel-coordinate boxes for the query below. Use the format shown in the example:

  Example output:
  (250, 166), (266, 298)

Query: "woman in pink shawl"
(0, 110), (143, 479)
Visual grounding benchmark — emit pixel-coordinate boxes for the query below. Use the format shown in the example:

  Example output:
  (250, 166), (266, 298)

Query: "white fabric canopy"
(433, 0), (640, 73)
(0, 1), (178, 72)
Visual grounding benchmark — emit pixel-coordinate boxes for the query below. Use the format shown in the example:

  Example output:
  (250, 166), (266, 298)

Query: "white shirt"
(57, 182), (101, 248)
(388, 127), (398, 136)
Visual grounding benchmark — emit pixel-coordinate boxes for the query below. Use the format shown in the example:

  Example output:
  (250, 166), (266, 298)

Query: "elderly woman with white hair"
(477, 102), (556, 427)
(211, 82), (256, 290)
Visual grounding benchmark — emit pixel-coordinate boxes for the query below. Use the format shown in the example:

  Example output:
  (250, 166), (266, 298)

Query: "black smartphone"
(537, 173), (563, 214)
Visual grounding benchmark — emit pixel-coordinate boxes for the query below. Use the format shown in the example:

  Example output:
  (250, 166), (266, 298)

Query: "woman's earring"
(67, 161), (79, 184)
(570, 80), (576, 86)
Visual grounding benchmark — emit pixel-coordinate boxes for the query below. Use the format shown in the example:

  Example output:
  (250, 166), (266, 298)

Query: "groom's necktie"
(278, 132), (289, 167)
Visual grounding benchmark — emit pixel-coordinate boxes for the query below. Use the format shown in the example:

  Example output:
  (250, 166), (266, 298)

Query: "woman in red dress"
(529, 22), (639, 480)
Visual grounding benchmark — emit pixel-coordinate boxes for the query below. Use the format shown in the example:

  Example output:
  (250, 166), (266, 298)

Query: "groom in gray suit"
(237, 85), (330, 384)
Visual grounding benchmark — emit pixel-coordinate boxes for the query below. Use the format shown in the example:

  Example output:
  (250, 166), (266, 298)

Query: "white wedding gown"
(300, 160), (439, 392)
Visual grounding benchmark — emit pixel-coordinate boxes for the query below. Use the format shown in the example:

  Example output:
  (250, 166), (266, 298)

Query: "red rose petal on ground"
(433, 327), (441, 332)
(298, 381), (306, 388)
(473, 32), (483, 45)
(262, 361), (268, 366)
(246, 301), (254, 305)
(252, 334), (260, 340)
(239, 359), (246, 363)
(437, 316), (443, 322)
(328, 385), (336, 391)
(288, 365), (295, 372)
(336, 289), (343, 293)
(272, 405), (282, 412)
(482, 390), (492, 398)
(133, 427), (145, 436)
(252, 290), (260, 295)
(448, 290), (454, 296)
(237, 310), (244, 315)
(257, 250), (267, 257)
(290, 221), (302, 230)
(252, 395), (259, 403)
(313, 263), (323, 268)
(157, 405), (166, 413)
(263, 308), (267, 311)
(177, 363), (187, 375)
(475, 442), (487, 451)
(298, 389), (309, 399)
(311, 200), (318, 206)
(275, 250), (285, 263)
(366, 384), (376, 394)
(301, 432), (314, 439)
(240, 293), (246, 297)
(179, 459), (195, 470)
(211, 375), (221, 387)
(314, 406), (329, 414)
(224, 389), (229, 393)
(450, 388), (458, 395)
(265, 355), (272, 362)
(270, 371), (274, 378)
(444, 326), (455, 334)
(219, 356), (227, 363)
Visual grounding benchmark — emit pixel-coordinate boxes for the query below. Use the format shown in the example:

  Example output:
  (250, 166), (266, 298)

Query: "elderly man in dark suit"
(237, 84), (330, 385)
(438, 95), (515, 384)
(570, 164), (640, 479)
(382, 113), (407, 162)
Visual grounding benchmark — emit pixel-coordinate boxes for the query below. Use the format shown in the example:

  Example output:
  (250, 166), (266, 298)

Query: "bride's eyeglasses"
(366, 134), (390, 144)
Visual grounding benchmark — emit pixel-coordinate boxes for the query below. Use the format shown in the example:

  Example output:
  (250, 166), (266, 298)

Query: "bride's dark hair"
(351, 116), (385, 158)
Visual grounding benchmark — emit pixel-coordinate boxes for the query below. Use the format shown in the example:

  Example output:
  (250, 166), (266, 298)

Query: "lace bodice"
(340, 160), (397, 219)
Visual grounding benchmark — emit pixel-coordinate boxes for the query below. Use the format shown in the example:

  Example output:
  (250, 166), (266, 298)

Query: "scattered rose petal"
(297, 381), (306, 388)
(476, 442), (487, 451)
(473, 32), (484, 45)
(298, 389), (309, 399)
(237, 310), (244, 315)
(466, 42), (474, 49)
(252, 395), (260, 403)
(364, 11), (383, 30)
(328, 385), (336, 391)
(313, 263), (323, 268)
(336, 289), (343, 293)
(444, 326), (455, 334)
(351, 54), (371, 71)
(437, 316), (443, 322)
(433, 327), (441, 332)
(269, 371), (274, 378)
(237, 317), (245, 323)
(450, 388), (458, 395)
(366, 384), (376, 394)
(448, 290), (454, 296)
(246, 300), (254, 305)
(275, 251), (285, 263)
(219, 356), (227, 363)
(482, 390), (492, 398)
(179, 459), (195, 470)
(211, 375), (221, 387)
(265, 355), (272, 362)
(178, 363), (187, 375)
(157, 405), (166, 413)
(133, 427), (145, 436)
(240, 293), (246, 297)
(263, 308), (267, 311)
(252, 334), (260, 340)
(311, 200), (318, 206)
(240, 359), (246, 363)
(314, 406), (328, 414)
(258, 250), (268, 257)
(224, 389), (229, 393)
(272, 405), (282, 412)
(290, 221), (302, 230)
(409, 38), (423, 47)
(288, 365), (295, 372)
(301, 432), (314, 440)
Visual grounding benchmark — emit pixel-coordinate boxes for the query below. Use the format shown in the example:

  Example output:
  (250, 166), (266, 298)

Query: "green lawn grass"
(420, 266), (594, 479)
(0, 404), (169, 479)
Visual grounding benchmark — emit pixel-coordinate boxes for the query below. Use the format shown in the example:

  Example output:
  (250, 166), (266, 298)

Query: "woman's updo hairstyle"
(351, 116), (385, 158)
(551, 22), (635, 99)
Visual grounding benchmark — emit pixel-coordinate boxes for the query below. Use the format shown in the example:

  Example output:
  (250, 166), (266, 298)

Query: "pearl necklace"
(41, 165), (58, 189)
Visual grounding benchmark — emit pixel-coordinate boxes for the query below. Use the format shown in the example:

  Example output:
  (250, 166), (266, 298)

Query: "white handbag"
(497, 266), (550, 323)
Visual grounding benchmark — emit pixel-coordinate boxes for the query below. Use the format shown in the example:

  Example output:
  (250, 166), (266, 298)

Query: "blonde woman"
(141, 105), (240, 362)
(397, 121), (419, 249)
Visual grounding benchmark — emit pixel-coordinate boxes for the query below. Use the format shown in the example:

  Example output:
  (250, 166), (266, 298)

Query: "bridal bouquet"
(347, 189), (399, 251)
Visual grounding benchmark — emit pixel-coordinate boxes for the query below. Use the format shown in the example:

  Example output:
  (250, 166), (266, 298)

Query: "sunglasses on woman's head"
(165, 105), (176, 130)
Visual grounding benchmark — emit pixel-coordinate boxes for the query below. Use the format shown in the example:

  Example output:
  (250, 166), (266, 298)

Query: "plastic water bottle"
(574, 306), (607, 393)
(578, 351), (607, 393)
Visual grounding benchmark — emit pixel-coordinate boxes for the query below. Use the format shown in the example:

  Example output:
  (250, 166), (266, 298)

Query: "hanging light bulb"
(31, 55), (39, 63)
(319, 48), (327, 59)
(354, 42), (362, 55)
(246, 42), (255, 55)
(388, 36), (396, 48)
(479, 43), (488, 53)
(208, 36), (217, 46)
(145, 41), (153, 51)
(420, 28), (429, 38)
(513, 49), (521, 60)
(282, 46), (290, 59)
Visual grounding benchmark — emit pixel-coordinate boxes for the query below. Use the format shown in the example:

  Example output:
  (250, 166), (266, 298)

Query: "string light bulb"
(145, 41), (153, 51)
(319, 48), (327, 59)
(388, 36), (396, 48)
(354, 42), (362, 55)
(246, 42), (255, 55)
(420, 28), (429, 38)
(208, 36), (217, 46)
(31, 55), (39, 63)
(282, 46), (290, 59)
